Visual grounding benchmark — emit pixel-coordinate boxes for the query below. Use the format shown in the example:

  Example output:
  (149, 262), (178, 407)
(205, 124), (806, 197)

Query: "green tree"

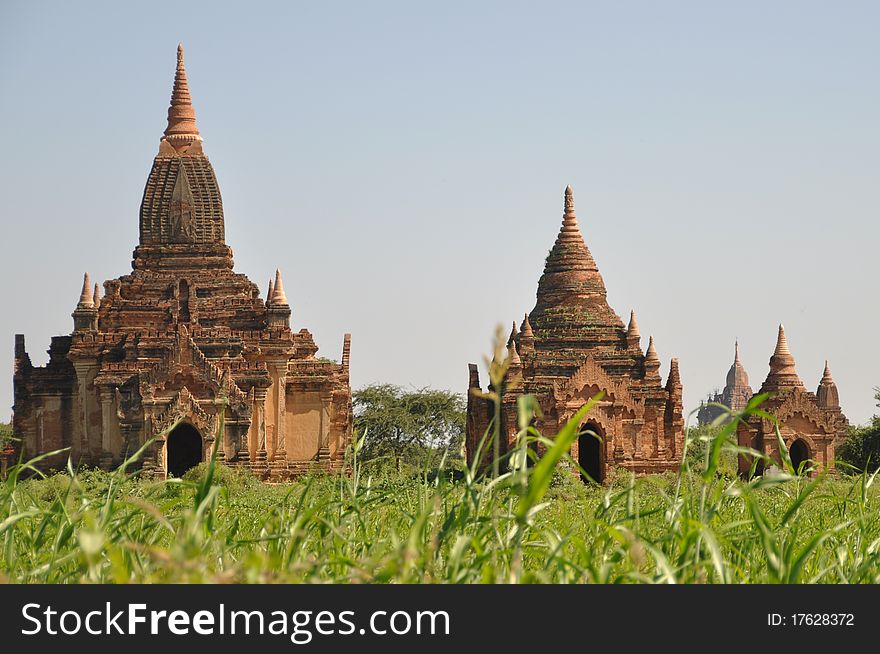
(0, 421), (12, 448)
(838, 387), (880, 473)
(352, 384), (466, 466)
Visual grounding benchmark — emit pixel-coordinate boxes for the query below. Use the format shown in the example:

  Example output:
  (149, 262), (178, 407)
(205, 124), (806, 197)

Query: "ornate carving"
(169, 164), (196, 242)
(152, 386), (218, 438)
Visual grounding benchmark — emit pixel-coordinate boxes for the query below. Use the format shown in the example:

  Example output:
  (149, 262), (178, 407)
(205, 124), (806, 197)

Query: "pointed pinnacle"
(271, 269), (288, 305)
(627, 310), (640, 338)
(821, 360), (834, 384)
(164, 43), (200, 142)
(78, 273), (94, 307)
(645, 336), (659, 364)
(774, 324), (791, 356)
(520, 312), (534, 338)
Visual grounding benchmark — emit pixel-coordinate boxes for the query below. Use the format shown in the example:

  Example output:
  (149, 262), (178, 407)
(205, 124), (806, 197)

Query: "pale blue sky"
(1, 1), (878, 424)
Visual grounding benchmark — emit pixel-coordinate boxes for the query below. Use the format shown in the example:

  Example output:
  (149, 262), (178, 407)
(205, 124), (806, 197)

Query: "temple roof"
(761, 324), (804, 392)
(529, 186), (624, 347)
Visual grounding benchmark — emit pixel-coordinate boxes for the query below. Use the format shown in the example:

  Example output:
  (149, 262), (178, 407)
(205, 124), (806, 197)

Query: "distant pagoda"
(697, 341), (753, 424)
(466, 186), (684, 482)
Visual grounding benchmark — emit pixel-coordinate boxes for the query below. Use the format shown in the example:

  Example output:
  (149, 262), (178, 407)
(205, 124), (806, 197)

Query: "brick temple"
(466, 186), (684, 482)
(12, 46), (352, 480)
(697, 341), (753, 424)
(737, 325), (847, 476)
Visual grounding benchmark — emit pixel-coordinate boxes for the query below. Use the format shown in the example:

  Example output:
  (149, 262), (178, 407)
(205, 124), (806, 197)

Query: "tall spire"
(725, 339), (751, 403)
(78, 273), (94, 308)
(773, 324), (791, 357)
(271, 268), (288, 306)
(558, 185), (582, 243)
(93, 282), (101, 306)
(267, 278), (275, 305)
(763, 324), (803, 391)
(533, 185), (619, 340)
(164, 44), (201, 145)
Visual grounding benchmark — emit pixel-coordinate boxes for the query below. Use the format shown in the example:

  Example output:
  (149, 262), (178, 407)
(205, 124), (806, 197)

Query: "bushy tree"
(0, 421), (12, 448)
(352, 384), (466, 466)
(838, 388), (880, 473)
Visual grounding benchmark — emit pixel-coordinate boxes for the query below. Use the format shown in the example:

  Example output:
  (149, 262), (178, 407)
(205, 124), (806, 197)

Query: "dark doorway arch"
(167, 423), (202, 477)
(790, 438), (810, 475)
(578, 421), (603, 484)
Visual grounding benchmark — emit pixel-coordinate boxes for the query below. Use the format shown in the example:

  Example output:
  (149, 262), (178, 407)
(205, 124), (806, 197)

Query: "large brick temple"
(737, 325), (847, 476)
(12, 46), (352, 480)
(466, 186), (684, 482)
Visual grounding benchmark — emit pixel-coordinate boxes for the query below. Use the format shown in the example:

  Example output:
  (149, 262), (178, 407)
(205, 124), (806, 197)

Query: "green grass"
(2, 398), (880, 584)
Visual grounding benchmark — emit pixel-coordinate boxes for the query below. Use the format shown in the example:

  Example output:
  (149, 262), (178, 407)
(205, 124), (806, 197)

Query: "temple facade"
(737, 325), (846, 476)
(466, 186), (684, 482)
(12, 46), (352, 480)
(697, 341), (753, 424)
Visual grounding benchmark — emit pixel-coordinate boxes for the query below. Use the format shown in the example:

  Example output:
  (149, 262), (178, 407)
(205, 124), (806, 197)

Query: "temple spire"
(271, 269), (288, 306)
(93, 282), (101, 306)
(267, 278), (275, 305)
(821, 360), (833, 384)
(78, 273), (93, 308)
(645, 336), (659, 364)
(773, 324), (791, 357)
(763, 323), (803, 390)
(627, 310), (640, 337)
(817, 359), (840, 408)
(558, 184), (582, 242)
(644, 336), (661, 382)
(734, 340), (741, 364)
(164, 44), (201, 145)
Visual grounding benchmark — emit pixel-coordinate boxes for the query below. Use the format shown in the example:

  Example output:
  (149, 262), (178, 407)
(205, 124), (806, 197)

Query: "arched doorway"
(790, 438), (810, 475)
(167, 423), (202, 477)
(578, 421), (603, 484)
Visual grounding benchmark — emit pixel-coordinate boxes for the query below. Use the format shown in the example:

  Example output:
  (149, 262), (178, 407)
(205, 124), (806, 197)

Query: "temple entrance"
(578, 421), (603, 484)
(167, 423), (202, 477)
(790, 438), (810, 475)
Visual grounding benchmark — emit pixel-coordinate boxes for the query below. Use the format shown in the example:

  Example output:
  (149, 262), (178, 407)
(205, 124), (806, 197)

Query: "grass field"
(2, 396), (879, 584)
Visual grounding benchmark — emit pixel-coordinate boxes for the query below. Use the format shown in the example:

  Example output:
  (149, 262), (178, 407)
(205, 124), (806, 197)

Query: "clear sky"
(1, 1), (878, 425)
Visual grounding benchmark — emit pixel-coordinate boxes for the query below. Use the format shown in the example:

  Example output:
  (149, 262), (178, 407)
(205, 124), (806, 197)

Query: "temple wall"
(285, 391), (322, 460)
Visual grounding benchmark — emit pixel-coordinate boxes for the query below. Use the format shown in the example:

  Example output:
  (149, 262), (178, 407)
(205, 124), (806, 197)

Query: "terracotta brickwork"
(13, 46), (352, 480)
(467, 187), (684, 482)
(737, 325), (846, 476)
